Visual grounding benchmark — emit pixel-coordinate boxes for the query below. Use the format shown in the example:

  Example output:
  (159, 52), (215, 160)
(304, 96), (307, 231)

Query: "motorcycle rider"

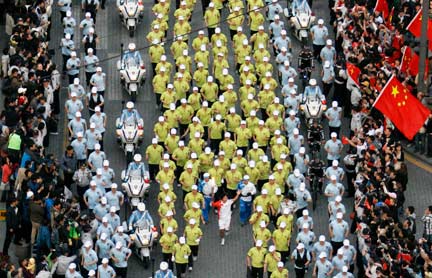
(119, 101), (142, 127)
(308, 155), (325, 193)
(154, 261), (175, 278)
(128, 202), (154, 231)
(303, 78), (324, 101)
(307, 119), (324, 153)
(298, 45), (314, 87)
(125, 154), (146, 178)
(121, 43), (143, 67)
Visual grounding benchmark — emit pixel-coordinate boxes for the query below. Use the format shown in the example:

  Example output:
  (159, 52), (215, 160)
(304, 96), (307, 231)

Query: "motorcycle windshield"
(124, 57), (138, 69)
(292, 0), (311, 14)
(136, 218), (150, 230)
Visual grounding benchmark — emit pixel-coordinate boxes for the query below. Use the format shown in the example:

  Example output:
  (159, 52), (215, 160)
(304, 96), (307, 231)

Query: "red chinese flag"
(346, 62), (361, 86)
(400, 47), (429, 78)
(374, 0), (389, 19)
(407, 9), (432, 40)
(373, 76), (430, 140)
(399, 47), (412, 73)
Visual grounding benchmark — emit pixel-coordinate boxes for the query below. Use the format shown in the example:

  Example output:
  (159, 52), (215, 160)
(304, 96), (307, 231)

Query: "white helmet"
(160, 262), (168, 271)
(134, 154), (142, 162)
(128, 43), (136, 51)
(126, 101), (134, 109)
(137, 202), (145, 212)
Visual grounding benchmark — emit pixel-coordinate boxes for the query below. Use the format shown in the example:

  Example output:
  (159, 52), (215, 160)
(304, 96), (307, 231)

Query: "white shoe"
(193, 256), (197, 261)
(221, 238), (225, 245)
(188, 267), (193, 272)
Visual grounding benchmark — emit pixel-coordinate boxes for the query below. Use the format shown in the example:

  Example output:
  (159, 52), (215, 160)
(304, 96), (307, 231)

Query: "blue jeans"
(239, 199), (252, 225)
(202, 196), (212, 223)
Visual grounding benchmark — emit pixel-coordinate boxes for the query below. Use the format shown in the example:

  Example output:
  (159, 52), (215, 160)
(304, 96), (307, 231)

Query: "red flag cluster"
(346, 62), (361, 86)
(374, 0), (389, 19)
(407, 9), (432, 50)
(400, 46), (429, 77)
(373, 75), (430, 140)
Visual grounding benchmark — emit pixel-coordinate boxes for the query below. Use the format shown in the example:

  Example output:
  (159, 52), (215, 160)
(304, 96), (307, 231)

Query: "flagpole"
(399, 46), (407, 71)
(372, 75), (394, 108)
(418, 3), (429, 93)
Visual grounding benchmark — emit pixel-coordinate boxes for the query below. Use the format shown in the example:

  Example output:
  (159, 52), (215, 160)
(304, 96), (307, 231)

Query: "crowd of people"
(0, 0), (431, 276)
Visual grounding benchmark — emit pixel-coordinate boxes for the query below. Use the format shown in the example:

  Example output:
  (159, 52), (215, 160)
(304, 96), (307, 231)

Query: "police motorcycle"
(116, 0), (144, 37)
(121, 154), (150, 209)
(284, 0), (315, 44)
(117, 43), (146, 101)
(125, 202), (158, 268)
(116, 101), (144, 163)
(300, 79), (327, 127)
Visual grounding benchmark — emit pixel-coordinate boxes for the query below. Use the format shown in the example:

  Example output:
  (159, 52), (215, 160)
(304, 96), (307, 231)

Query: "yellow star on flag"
(391, 86), (399, 98)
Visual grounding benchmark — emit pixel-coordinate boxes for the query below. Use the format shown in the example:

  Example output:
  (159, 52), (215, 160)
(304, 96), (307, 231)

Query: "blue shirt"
(97, 224), (114, 238)
(154, 270), (175, 278)
(109, 247), (131, 268)
(97, 264), (116, 278)
(82, 249), (98, 270)
(112, 233), (131, 247)
(329, 220), (348, 242)
(71, 138), (87, 160)
(125, 161), (146, 177)
(94, 204), (109, 220)
(84, 187), (104, 209)
(128, 210), (154, 227)
(104, 213), (121, 230)
(105, 191), (123, 210)
(122, 50), (143, 66)
(120, 109), (142, 126)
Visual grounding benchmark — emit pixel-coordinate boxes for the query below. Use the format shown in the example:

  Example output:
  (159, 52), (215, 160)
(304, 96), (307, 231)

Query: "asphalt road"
(2, 0), (432, 276)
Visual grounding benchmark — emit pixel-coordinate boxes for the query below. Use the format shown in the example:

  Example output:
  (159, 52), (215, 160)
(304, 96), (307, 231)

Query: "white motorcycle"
(300, 95), (327, 127)
(116, 118), (144, 163)
(284, 0), (315, 44)
(128, 219), (158, 268)
(121, 171), (150, 208)
(117, 0), (144, 37)
(117, 56), (146, 102)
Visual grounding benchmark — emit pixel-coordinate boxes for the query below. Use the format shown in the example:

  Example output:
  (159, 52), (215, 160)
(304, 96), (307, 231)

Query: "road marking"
(405, 152), (432, 173)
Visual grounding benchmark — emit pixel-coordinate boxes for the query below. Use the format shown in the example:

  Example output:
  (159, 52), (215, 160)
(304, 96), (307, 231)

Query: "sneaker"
(193, 256), (197, 261)
(221, 238), (225, 245)
(188, 267), (193, 272)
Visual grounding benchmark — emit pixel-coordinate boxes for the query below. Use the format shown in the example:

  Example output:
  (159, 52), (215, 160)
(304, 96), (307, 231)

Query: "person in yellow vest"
(225, 163), (242, 198)
(158, 195), (176, 218)
(270, 261), (289, 278)
(223, 84), (238, 108)
(263, 174), (282, 196)
(196, 101), (212, 141)
(160, 84), (177, 112)
(159, 226), (177, 270)
(258, 84), (276, 121)
(179, 164), (198, 201)
(184, 186), (205, 210)
(254, 189), (272, 214)
(232, 26), (247, 50)
(208, 114), (225, 153)
(172, 237), (191, 277)
(249, 6), (265, 35)
(264, 245), (282, 277)
(156, 55), (173, 76)
(219, 132), (236, 160)
(260, 71), (278, 91)
(204, 2), (220, 37)
(192, 30), (210, 52)
(257, 59), (273, 80)
(240, 56), (256, 75)
(193, 63), (209, 90)
(158, 183), (177, 205)
(176, 64), (192, 84)
(174, 1), (191, 21)
(241, 94), (259, 119)
(152, 66), (169, 107)
(235, 40), (252, 72)
(146, 138), (164, 181)
(256, 155), (271, 191)
(173, 16), (191, 42)
(253, 44), (271, 68)
(152, 0), (170, 21)
(176, 50), (192, 73)
(216, 151), (230, 171)
(245, 160), (260, 185)
(273, 166), (287, 194)
(159, 153), (177, 173)
(211, 95), (228, 120)
(211, 27), (228, 48)
(232, 150), (247, 175)
(277, 208), (294, 232)
(188, 87), (202, 112)
(199, 147), (214, 174)
(271, 138), (289, 167)
(176, 99), (194, 136)
(149, 40), (165, 76)
(183, 218), (203, 271)
(247, 239), (267, 277)
(253, 120), (271, 152)
(239, 79), (256, 102)
(200, 76), (219, 106)
(164, 103), (179, 130)
(226, 107), (241, 133)
(218, 69), (234, 92)
(182, 117), (204, 141)
(194, 45), (210, 70)
(164, 128), (180, 154)
(154, 116), (170, 146)
(170, 36), (188, 60)
(240, 68), (257, 86)
(147, 25), (165, 44)
(250, 25), (269, 50)
(156, 163), (175, 191)
(266, 111), (284, 136)
(172, 140), (190, 180)
(184, 153), (200, 176)
(247, 0), (264, 10)
(248, 142), (265, 163)
(254, 221), (272, 248)
(249, 205), (270, 232)
(160, 210), (178, 234)
(272, 221), (291, 263)
(188, 132), (205, 156)
(184, 201), (204, 225)
(267, 97), (285, 119)
(235, 120), (252, 154)
(227, 6), (244, 39)
(270, 188), (284, 224)
(270, 130), (287, 147)
(150, 14), (168, 37)
(173, 75), (189, 102)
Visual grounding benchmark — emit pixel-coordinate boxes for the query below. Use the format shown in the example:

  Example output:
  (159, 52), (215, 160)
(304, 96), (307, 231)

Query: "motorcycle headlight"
(322, 105), (327, 111)
(143, 239), (149, 245)
(116, 130), (122, 136)
(300, 105), (305, 111)
(138, 130), (144, 136)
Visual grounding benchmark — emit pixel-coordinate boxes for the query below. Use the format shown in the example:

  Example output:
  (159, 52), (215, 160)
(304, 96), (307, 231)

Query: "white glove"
(195, 238), (200, 243)
(129, 225), (132, 231)
(171, 256), (175, 262)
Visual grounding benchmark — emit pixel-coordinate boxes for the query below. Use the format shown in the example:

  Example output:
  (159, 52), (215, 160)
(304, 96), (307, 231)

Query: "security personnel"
(81, 241), (98, 277)
(313, 252), (334, 278)
(109, 242), (131, 278)
(328, 213), (349, 255)
(172, 237), (191, 278)
(312, 235), (333, 261)
(66, 51), (80, 85)
(254, 221), (272, 248)
(183, 218), (202, 271)
(95, 233), (114, 262)
(98, 258), (116, 278)
(290, 243), (310, 278)
(270, 261), (289, 278)
(82, 28), (99, 55)
(272, 221), (291, 263)
(237, 175), (257, 226)
(249, 206), (269, 233)
(264, 245), (281, 277)
(247, 240), (267, 278)
(159, 226), (178, 270)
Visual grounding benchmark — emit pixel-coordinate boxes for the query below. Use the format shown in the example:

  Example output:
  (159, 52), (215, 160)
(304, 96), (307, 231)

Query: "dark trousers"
(114, 266), (127, 278)
(312, 44), (324, 60)
(149, 164), (159, 181)
(279, 250), (289, 264)
(323, 82), (333, 97)
(188, 245), (199, 267)
(202, 0), (210, 14)
(175, 263), (187, 277)
(163, 252), (174, 271)
(77, 185), (89, 207)
(210, 138), (221, 153)
(250, 267), (263, 278)
(62, 55), (70, 72)
(295, 268), (306, 278)
(2, 229), (18, 255)
(331, 241), (343, 256)
(86, 71), (95, 87)
(64, 172), (74, 189)
(68, 74), (78, 85)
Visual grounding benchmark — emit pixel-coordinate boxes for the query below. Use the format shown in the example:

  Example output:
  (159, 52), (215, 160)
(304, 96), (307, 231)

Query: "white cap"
(336, 212), (343, 219)
(299, 147), (306, 154)
(302, 223), (309, 229)
(330, 175), (337, 181)
(332, 101), (338, 108)
(189, 218), (196, 225)
(269, 245), (276, 252)
(280, 221), (287, 228)
(102, 217), (108, 223)
(332, 160), (339, 167)
(343, 239), (350, 246)
(326, 39), (332, 45)
(85, 12), (91, 17)
(69, 263), (76, 269)
(256, 240), (263, 247)
(283, 208), (290, 215)
(342, 266), (348, 272)
(95, 143), (101, 150)
(309, 79), (317, 86)
(260, 221), (266, 228)
(117, 226), (124, 233)
(261, 189), (268, 195)
(297, 243), (305, 249)
(167, 226), (173, 233)
(166, 210), (173, 217)
(318, 18), (324, 24)
(331, 132), (337, 138)
(84, 240), (92, 248)
(230, 163), (237, 170)
(302, 209), (309, 216)
(111, 183), (118, 189)
(293, 128), (299, 135)
(116, 242), (123, 249)
(110, 206), (116, 213)
(299, 183), (306, 191)
(335, 195), (342, 202)
(337, 249), (344, 255)
(95, 106), (101, 112)
(319, 252), (327, 258)
(192, 202), (199, 209)
(102, 258), (109, 264)
(101, 197), (107, 204)
(277, 261), (284, 268)
(319, 235), (326, 241)
(256, 206), (263, 212)
(179, 237), (186, 244)
(294, 169), (300, 177)
(162, 183), (169, 190)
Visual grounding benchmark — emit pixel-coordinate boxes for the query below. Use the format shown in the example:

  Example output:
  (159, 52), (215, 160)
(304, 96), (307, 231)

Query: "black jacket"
(6, 205), (21, 231)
